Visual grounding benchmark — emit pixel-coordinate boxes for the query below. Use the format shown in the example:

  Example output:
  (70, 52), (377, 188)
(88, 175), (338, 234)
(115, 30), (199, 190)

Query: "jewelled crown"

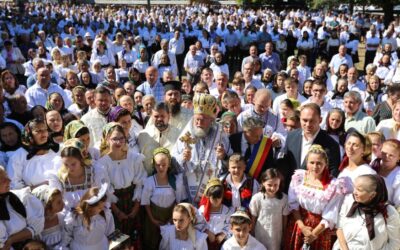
(193, 93), (217, 117)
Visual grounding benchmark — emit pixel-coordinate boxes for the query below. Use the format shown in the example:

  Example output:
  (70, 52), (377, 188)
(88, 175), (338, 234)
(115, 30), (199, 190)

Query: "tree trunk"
(349, 0), (354, 15)
(382, 2), (394, 27)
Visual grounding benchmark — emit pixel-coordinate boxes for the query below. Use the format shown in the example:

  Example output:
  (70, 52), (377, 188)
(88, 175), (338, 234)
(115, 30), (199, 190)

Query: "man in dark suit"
(280, 103), (341, 191)
(229, 116), (275, 180)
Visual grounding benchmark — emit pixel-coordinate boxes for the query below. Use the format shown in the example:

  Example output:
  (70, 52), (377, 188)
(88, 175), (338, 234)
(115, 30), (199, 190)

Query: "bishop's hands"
(215, 144), (226, 160)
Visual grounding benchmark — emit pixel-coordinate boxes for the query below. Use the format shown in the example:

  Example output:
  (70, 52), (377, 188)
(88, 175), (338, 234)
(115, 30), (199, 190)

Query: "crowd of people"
(0, 1), (400, 250)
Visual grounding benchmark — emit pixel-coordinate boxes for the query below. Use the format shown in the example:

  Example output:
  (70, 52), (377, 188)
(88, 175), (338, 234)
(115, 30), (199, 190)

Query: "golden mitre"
(193, 93), (217, 117)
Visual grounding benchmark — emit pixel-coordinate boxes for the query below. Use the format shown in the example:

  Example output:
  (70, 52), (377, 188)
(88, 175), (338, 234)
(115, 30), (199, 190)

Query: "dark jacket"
(229, 132), (275, 180)
(278, 128), (341, 191)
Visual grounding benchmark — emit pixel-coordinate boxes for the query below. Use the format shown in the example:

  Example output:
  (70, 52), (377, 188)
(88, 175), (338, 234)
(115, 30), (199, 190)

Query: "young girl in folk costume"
(285, 145), (349, 250)
(97, 122), (146, 249)
(199, 178), (233, 250)
(159, 203), (208, 250)
(249, 168), (290, 250)
(31, 185), (64, 249)
(62, 184), (115, 250)
(50, 138), (108, 211)
(222, 154), (259, 210)
(141, 147), (187, 250)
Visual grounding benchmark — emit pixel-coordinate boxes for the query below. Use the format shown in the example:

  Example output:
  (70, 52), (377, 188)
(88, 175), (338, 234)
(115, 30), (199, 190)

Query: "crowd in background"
(0, 1), (400, 250)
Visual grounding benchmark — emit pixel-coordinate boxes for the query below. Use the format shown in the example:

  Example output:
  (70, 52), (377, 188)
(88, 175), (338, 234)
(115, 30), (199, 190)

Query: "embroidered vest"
(222, 175), (254, 209)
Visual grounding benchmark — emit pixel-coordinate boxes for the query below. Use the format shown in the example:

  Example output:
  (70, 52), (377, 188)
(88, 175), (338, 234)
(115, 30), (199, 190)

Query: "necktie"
(245, 143), (252, 160)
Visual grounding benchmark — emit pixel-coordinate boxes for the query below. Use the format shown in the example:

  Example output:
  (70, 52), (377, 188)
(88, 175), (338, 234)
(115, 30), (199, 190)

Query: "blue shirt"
(259, 52), (281, 74)
(137, 80), (165, 103)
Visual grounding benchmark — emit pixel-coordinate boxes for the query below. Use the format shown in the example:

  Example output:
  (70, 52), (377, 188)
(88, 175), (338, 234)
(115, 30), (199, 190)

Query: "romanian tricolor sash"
(246, 135), (272, 179)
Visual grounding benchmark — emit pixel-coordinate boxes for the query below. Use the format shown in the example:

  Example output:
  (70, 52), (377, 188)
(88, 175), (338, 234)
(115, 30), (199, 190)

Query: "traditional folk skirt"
(113, 185), (142, 250)
(284, 207), (336, 250)
(143, 201), (175, 250)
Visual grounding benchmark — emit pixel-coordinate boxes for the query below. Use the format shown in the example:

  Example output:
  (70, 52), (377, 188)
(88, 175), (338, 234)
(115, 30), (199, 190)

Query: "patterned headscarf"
(103, 122), (120, 138)
(22, 119), (59, 160)
(107, 106), (126, 123)
(178, 203), (197, 246)
(199, 178), (223, 221)
(62, 138), (92, 166)
(45, 92), (66, 112)
(100, 122), (125, 156)
(64, 120), (88, 141)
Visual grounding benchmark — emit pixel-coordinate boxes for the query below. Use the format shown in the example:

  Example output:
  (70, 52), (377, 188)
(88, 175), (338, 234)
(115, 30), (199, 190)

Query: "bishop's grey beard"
(193, 126), (210, 138)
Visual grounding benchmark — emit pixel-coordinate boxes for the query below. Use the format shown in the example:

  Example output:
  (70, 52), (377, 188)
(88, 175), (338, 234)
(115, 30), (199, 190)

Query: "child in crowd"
(249, 169), (289, 250)
(244, 86), (257, 105)
(327, 77), (348, 109)
(159, 203), (208, 250)
(32, 185), (64, 249)
(231, 78), (245, 104)
(141, 147), (187, 249)
(272, 77), (306, 115)
(279, 99), (298, 123)
(91, 60), (105, 82)
(284, 112), (301, 132)
(221, 91), (242, 116)
(62, 184), (115, 250)
(181, 79), (193, 95)
(115, 58), (129, 85)
(222, 154), (259, 210)
(301, 79), (313, 99)
(221, 208), (266, 250)
(199, 178), (233, 250)
(98, 122), (146, 249)
(367, 131), (385, 162)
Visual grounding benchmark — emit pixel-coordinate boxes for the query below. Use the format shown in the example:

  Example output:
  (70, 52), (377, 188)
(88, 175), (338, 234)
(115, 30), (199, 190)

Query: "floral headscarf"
(107, 106), (126, 123)
(62, 138), (92, 166)
(45, 92), (66, 112)
(64, 120), (88, 141)
(22, 119), (59, 160)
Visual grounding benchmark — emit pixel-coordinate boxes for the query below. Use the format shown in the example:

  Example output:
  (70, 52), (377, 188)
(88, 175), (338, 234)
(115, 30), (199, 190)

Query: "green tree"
(309, 0), (398, 26)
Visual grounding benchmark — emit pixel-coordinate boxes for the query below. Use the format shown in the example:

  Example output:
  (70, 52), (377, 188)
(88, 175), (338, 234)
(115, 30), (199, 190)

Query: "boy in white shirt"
(221, 208), (266, 250)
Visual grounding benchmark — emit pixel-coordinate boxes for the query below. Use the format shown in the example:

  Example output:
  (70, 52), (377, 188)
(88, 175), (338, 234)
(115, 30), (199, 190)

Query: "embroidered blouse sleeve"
(288, 170), (305, 211)
(320, 177), (349, 229)
(22, 190), (45, 237)
(140, 176), (154, 206)
(93, 163), (117, 204)
(131, 153), (147, 202)
(8, 148), (27, 189)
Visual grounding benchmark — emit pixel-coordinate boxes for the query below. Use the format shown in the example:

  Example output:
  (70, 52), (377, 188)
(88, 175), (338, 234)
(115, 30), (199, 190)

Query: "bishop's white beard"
(193, 126), (210, 138)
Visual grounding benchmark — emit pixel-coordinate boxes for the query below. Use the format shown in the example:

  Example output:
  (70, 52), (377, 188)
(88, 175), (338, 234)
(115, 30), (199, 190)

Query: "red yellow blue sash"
(246, 135), (272, 179)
